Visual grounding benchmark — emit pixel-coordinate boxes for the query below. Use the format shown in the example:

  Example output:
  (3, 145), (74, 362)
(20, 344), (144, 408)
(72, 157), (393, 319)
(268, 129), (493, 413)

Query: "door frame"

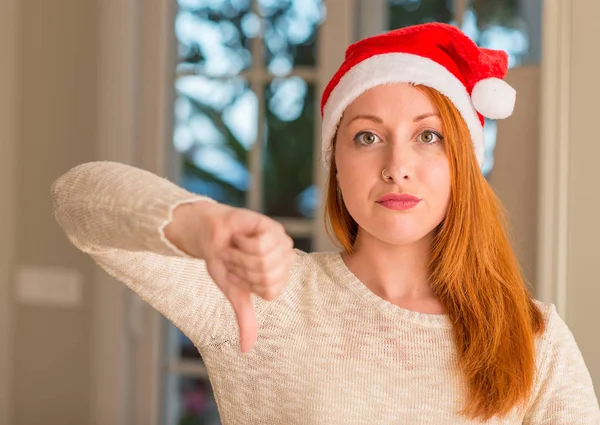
(536, 0), (572, 315)
(91, 0), (177, 424)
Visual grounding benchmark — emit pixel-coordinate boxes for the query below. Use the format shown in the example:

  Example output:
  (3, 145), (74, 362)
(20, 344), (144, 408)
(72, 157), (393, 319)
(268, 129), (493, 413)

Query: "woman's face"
(335, 83), (451, 246)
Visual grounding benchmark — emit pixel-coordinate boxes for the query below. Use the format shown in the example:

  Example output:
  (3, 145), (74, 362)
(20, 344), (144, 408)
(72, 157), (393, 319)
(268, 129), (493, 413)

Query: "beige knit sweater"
(52, 161), (600, 424)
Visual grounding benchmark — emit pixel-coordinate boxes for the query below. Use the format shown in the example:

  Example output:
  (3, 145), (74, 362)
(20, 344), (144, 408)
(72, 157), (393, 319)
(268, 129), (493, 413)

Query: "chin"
(379, 233), (431, 247)
(349, 207), (443, 247)
(366, 222), (434, 247)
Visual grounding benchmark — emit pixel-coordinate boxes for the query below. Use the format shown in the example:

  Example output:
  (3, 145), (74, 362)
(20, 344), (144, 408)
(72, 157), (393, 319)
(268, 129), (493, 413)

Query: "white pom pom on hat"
(471, 77), (516, 120)
(320, 23), (516, 168)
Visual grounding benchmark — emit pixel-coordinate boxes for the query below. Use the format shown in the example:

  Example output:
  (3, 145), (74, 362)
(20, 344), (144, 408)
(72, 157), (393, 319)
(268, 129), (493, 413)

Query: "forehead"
(343, 83), (437, 118)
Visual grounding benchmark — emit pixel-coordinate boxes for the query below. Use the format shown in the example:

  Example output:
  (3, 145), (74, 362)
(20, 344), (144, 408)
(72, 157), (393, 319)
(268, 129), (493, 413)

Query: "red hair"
(324, 86), (545, 421)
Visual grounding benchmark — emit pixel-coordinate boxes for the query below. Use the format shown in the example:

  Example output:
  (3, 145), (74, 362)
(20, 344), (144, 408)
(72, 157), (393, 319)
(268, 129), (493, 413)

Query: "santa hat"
(320, 22), (515, 167)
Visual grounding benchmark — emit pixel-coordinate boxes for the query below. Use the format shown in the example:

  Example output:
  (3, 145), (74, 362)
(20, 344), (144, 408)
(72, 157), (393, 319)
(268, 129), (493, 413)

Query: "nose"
(382, 142), (414, 182)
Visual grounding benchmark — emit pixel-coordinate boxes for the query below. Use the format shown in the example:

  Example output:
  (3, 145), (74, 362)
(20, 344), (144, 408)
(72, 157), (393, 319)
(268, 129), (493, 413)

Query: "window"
(166, 1), (329, 423)
(387, 0), (541, 175)
(163, 1), (542, 423)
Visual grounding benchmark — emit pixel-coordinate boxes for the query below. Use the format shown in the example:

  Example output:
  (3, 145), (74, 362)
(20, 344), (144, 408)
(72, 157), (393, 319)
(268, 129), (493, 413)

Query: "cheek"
(336, 161), (377, 216)
(422, 157), (451, 208)
(335, 146), (376, 189)
(338, 170), (372, 207)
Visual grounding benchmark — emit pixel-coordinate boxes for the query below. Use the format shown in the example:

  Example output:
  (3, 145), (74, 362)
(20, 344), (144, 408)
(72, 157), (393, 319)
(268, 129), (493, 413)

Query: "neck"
(342, 229), (436, 302)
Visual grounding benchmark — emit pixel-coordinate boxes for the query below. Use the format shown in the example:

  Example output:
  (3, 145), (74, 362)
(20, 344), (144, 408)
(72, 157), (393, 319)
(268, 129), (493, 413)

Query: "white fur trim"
(322, 53), (485, 166)
(471, 77), (516, 119)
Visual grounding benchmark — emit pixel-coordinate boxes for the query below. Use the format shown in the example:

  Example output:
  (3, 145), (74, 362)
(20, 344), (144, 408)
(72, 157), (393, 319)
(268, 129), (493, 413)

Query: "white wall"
(0, 1), (99, 424)
(489, 66), (541, 289)
(565, 0), (600, 387)
(0, 0), (19, 423)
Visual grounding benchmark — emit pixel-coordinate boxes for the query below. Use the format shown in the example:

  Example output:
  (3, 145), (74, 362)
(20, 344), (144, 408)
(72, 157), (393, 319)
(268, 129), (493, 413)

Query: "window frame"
(161, 2), (360, 423)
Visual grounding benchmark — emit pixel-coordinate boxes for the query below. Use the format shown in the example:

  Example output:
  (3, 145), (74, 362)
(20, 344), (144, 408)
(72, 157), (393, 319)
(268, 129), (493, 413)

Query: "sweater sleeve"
(523, 304), (600, 424)
(51, 161), (264, 349)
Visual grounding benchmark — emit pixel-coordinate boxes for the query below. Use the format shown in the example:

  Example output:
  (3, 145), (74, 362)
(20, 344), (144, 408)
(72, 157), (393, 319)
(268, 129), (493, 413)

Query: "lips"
(376, 193), (421, 211)
(377, 193), (421, 203)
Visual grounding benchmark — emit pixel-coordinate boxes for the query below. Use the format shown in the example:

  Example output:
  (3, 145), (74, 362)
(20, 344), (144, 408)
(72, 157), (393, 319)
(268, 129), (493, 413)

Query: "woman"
(52, 23), (599, 423)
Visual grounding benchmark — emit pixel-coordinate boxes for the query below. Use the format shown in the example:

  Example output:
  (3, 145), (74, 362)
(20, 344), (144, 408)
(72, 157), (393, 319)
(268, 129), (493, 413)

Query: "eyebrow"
(347, 114), (383, 125)
(347, 112), (440, 125)
(413, 112), (441, 122)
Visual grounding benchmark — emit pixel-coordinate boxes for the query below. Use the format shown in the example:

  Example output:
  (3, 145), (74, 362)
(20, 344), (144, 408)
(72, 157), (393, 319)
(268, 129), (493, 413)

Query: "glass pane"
(481, 118), (497, 176)
(461, 0), (535, 68)
(458, 0), (541, 174)
(176, 376), (221, 425)
(177, 328), (202, 359)
(293, 237), (312, 252)
(263, 77), (316, 218)
(174, 75), (257, 206)
(388, 0), (453, 29)
(176, 0), (255, 77)
(260, 0), (325, 74)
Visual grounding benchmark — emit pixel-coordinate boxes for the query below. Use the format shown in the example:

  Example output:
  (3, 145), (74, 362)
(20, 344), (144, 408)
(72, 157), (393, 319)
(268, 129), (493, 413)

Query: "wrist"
(165, 199), (225, 258)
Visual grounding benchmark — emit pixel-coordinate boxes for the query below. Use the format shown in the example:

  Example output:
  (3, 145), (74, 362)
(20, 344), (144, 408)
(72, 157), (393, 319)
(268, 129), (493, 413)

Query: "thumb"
(227, 285), (258, 353)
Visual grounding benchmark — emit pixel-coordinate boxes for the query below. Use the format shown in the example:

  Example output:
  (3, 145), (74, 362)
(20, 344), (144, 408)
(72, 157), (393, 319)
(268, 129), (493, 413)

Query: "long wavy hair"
(324, 85), (546, 421)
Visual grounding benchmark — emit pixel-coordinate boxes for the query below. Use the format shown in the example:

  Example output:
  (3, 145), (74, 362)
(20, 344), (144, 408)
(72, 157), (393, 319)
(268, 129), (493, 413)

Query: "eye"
(354, 131), (382, 146)
(418, 130), (443, 145)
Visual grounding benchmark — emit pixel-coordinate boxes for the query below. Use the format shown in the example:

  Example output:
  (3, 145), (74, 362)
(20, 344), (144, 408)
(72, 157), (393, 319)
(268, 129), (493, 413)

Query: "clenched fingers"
(232, 223), (293, 256)
(225, 261), (292, 300)
(223, 244), (294, 273)
(224, 269), (254, 293)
